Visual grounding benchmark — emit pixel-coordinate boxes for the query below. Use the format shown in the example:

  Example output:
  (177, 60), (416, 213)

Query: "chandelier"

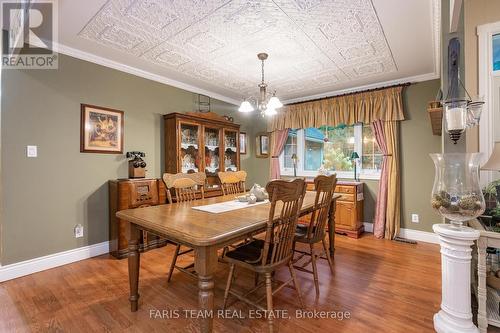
(238, 53), (283, 117)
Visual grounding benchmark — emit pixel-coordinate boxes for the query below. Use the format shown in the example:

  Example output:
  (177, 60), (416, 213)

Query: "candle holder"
(441, 37), (484, 144)
(443, 100), (468, 144)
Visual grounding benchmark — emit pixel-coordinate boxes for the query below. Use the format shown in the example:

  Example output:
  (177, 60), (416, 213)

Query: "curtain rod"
(285, 82), (412, 106)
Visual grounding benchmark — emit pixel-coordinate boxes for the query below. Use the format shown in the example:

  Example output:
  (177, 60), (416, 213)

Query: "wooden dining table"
(116, 191), (340, 333)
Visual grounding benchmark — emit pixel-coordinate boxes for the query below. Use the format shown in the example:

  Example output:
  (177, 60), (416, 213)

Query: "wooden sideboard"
(305, 180), (364, 238)
(109, 178), (168, 259)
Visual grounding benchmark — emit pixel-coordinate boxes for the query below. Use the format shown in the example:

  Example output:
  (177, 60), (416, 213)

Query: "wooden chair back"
(162, 172), (206, 204)
(218, 170), (247, 195)
(305, 175), (337, 242)
(261, 179), (306, 267)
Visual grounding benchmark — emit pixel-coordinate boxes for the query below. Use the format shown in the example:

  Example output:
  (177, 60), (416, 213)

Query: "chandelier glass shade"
(238, 100), (254, 113)
(238, 53), (282, 117)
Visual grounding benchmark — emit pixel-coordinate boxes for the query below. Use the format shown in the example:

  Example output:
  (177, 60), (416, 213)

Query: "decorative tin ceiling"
(79, 0), (398, 100)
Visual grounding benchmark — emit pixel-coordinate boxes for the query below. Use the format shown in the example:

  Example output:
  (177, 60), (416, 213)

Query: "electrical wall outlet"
(411, 214), (419, 223)
(74, 224), (84, 238)
(27, 145), (37, 157)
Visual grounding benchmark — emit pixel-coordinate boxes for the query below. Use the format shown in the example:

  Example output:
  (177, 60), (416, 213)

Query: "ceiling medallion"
(238, 53), (283, 117)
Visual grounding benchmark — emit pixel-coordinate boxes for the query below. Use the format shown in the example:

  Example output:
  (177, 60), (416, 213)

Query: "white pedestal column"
(433, 224), (480, 333)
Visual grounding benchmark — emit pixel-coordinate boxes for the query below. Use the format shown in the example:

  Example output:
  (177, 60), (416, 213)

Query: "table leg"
(477, 237), (488, 333)
(194, 246), (218, 333)
(128, 223), (141, 312)
(327, 200), (337, 257)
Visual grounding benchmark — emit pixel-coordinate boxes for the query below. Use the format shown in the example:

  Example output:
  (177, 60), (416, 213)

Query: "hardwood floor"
(0, 234), (442, 333)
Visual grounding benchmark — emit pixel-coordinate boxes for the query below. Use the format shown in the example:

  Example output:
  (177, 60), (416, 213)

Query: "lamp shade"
(350, 151), (360, 160)
(482, 142), (500, 171)
(238, 100), (254, 113)
(268, 96), (283, 109)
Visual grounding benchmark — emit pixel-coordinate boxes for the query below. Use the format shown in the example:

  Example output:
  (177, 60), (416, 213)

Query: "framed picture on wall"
(80, 104), (124, 154)
(256, 133), (269, 158)
(239, 132), (247, 154)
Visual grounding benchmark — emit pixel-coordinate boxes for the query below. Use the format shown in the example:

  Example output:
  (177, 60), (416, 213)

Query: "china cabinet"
(164, 112), (240, 193)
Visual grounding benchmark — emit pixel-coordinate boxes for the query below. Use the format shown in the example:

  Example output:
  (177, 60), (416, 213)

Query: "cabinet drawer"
(335, 193), (355, 202)
(336, 185), (355, 194)
(306, 183), (315, 191)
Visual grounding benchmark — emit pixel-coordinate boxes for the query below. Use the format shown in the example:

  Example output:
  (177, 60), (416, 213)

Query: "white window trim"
(478, 22), (500, 187)
(279, 125), (381, 181)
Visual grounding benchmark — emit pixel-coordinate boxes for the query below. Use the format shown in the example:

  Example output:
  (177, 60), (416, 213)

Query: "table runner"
(192, 199), (269, 214)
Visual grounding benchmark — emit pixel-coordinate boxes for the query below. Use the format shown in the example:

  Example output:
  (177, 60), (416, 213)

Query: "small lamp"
(291, 153), (298, 177)
(482, 142), (500, 171)
(482, 142), (500, 207)
(350, 151), (360, 181)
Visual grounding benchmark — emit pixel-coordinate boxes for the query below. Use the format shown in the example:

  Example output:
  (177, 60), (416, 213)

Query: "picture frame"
(239, 132), (247, 154)
(198, 94), (211, 113)
(255, 133), (269, 158)
(80, 104), (124, 154)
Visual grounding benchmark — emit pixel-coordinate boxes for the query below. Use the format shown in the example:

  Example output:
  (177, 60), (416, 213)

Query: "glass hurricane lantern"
(430, 153), (485, 229)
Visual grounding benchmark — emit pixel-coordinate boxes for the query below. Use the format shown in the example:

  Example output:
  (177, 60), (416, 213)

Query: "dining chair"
(162, 172), (206, 282)
(292, 174), (336, 296)
(218, 170), (247, 195)
(222, 178), (306, 333)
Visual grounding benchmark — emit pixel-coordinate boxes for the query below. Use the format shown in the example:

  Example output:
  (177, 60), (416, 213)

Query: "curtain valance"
(268, 86), (405, 131)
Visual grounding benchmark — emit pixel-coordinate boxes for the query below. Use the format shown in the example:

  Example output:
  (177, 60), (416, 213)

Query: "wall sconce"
(443, 37), (484, 144)
(350, 151), (360, 181)
(443, 96), (484, 144)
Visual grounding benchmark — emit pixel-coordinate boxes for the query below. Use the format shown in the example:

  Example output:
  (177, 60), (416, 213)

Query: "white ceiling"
(57, 0), (440, 104)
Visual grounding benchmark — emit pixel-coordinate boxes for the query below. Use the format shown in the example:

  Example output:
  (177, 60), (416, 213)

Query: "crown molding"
(283, 0), (441, 105)
(52, 42), (240, 106)
(282, 71), (440, 104)
(45, 0), (441, 110)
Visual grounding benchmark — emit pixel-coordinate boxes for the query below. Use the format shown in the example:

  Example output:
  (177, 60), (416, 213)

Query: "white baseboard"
(0, 241), (109, 283)
(362, 222), (439, 244)
(398, 228), (439, 244)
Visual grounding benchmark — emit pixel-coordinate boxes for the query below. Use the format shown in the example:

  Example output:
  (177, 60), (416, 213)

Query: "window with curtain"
(279, 124), (382, 179)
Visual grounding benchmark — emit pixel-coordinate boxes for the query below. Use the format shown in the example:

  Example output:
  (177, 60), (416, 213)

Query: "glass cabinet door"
(204, 127), (220, 177)
(224, 130), (238, 171)
(179, 122), (201, 173)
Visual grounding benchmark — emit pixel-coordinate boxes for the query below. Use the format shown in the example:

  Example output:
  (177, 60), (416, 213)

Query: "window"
(494, 33), (500, 72)
(280, 124), (382, 179)
(283, 130), (297, 169)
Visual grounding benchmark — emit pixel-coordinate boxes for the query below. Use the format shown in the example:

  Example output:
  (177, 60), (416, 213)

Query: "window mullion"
(355, 124), (363, 174)
(298, 129), (305, 174)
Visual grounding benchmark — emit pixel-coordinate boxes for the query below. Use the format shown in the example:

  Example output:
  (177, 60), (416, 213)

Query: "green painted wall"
(0, 52), (442, 266)
(361, 180), (378, 224)
(400, 80), (442, 231)
(0, 54), (267, 265)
